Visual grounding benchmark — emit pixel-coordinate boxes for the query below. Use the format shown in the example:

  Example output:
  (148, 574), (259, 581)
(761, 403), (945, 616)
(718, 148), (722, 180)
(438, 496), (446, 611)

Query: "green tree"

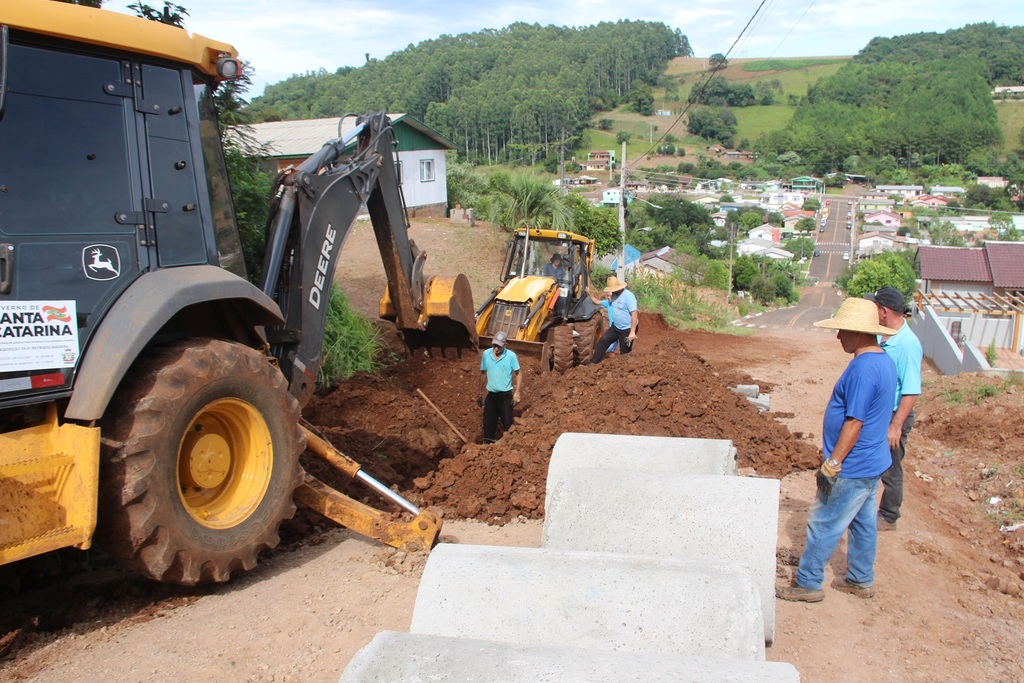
(844, 252), (917, 299)
(616, 131), (632, 145)
(784, 237), (815, 259)
(631, 83), (655, 116)
(795, 217), (816, 233)
(128, 0), (189, 26)
(484, 172), (572, 231)
(446, 159), (488, 211)
(565, 194), (620, 256)
(709, 53), (729, 69)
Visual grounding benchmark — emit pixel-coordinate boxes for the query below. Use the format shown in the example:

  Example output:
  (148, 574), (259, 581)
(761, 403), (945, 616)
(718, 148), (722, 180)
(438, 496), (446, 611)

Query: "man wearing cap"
(542, 253), (566, 281)
(777, 297), (897, 602)
(865, 286), (923, 531)
(478, 330), (522, 443)
(586, 275), (638, 364)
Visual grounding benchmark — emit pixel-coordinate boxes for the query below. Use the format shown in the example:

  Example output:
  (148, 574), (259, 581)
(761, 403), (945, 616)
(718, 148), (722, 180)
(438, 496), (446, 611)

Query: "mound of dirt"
(295, 312), (820, 527)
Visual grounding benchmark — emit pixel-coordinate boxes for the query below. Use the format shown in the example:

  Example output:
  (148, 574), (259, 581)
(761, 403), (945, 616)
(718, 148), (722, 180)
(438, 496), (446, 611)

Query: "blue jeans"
(796, 475), (881, 590)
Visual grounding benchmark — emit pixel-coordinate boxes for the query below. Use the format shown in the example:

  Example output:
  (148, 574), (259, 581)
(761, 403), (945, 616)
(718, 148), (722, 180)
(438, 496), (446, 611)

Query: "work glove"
(816, 470), (836, 496)
(513, 392), (521, 405)
(476, 396), (484, 408)
(820, 458), (842, 478)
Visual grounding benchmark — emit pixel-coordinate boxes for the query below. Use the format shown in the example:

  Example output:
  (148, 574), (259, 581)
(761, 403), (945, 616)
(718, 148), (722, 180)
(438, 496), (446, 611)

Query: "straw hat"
(814, 297), (898, 335)
(603, 275), (628, 293)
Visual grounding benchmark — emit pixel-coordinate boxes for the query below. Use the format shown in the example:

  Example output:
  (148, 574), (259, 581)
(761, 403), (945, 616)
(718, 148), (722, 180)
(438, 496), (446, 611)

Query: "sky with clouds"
(104, 0), (1024, 98)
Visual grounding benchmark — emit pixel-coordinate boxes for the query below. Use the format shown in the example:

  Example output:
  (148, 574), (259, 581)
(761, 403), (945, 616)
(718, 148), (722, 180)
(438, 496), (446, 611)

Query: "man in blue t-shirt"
(865, 286), (923, 531)
(586, 275), (637, 364)
(477, 330), (522, 443)
(777, 297), (898, 603)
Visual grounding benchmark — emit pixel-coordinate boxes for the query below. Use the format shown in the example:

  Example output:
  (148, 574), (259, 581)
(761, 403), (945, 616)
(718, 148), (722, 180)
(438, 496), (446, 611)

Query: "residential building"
(911, 195), (949, 209)
(977, 176), (1007, 189)
(853, 197), (896, 213)
(929, 185), (966, 198)
(875, 185), (924, 201)
(245, 114), (454, 216)
(857, 231), (908, 255)
(747, 226), (777, 242)
(787, 176), (824, 193)
(636, 246), (694, 277)
(737, 237), (793, 260)
(862, 210), (902, 228)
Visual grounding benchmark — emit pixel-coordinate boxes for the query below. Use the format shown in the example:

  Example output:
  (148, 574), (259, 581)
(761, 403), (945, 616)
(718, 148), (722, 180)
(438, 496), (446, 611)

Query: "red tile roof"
(984, 241), (1024, 289)
(918, 246), (991, 283)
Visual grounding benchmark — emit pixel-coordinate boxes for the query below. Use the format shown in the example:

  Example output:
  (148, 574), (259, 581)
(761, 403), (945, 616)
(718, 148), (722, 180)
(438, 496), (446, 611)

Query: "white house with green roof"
(244, 114), (456, 216)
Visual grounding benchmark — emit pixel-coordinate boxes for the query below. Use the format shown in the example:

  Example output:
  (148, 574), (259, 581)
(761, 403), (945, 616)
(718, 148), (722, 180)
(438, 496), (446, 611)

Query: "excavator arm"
(258, 111), (476, 410)
(256, 112), (474, 552)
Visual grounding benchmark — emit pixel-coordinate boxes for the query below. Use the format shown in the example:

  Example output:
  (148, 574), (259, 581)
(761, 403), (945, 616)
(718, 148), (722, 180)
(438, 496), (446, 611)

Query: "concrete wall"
(912, 307), (990, 375)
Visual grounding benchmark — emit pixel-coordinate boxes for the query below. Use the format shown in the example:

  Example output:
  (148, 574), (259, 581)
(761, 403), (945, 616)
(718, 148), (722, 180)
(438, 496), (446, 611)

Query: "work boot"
(831, 577), (876, 598)
(877, 517), (898, 532)
(775, 583), (824, 602)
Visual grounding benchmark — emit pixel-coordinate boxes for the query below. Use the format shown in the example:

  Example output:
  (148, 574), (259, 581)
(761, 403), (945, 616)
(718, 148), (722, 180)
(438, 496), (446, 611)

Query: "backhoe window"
(193, 82), (246, 278)
(0, 44), (132, 237)
(503, 236), (572, 284)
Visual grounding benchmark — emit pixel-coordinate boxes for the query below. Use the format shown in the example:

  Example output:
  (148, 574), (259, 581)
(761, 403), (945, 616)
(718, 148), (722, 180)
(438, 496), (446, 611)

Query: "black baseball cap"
(864, 286), (908, 314)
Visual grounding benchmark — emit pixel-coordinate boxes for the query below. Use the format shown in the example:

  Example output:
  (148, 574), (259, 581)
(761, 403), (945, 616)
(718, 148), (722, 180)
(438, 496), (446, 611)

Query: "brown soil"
(2, 221), (1023, 682)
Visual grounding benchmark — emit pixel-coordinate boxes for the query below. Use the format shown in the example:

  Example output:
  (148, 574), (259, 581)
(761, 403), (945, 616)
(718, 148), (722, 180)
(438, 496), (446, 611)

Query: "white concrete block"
(543, 469), (780, 644)
(410, 543), (765, 661)
(546, 432), (738, 506)
(341, 631), (802, 682)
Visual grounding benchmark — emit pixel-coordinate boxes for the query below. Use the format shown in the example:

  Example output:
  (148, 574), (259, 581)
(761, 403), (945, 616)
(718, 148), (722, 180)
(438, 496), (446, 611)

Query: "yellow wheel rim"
(177, 398), (273, 529)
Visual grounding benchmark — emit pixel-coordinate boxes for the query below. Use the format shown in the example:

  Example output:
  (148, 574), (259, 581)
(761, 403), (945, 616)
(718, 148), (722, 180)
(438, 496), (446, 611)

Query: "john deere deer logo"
(82, 245), (121, 281)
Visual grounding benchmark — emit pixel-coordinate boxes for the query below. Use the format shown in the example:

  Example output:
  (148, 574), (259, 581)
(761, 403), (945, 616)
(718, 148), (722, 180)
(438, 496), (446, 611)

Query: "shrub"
(318, 287), (387, 387)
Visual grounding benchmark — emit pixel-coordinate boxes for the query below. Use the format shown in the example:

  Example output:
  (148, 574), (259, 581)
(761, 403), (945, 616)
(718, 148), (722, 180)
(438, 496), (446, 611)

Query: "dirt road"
(2, 220), (1023, 681)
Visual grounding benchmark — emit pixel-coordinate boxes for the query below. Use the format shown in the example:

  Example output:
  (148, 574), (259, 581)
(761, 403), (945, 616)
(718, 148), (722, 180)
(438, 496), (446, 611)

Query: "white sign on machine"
(0, 300), (80, 374)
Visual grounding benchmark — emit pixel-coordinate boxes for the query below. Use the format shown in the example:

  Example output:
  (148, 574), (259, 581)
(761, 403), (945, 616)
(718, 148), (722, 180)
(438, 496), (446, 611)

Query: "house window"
(420, 158), (435, 183)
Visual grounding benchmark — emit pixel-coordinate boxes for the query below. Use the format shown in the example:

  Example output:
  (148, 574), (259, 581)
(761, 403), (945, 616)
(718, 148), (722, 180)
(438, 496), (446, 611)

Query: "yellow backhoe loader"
(0, 0), (474, 584)
(476, 228), (606, 371)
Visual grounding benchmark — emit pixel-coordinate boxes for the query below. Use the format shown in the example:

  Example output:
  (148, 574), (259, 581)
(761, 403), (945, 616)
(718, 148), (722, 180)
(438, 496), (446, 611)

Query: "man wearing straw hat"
(777, 297), (898, 602)
(585, 275), (638, 364)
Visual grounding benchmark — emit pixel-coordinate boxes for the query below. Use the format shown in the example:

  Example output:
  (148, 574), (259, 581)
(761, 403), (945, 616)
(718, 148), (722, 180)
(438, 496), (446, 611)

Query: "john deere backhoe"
(0, 0), (475, 584)
(476, 228), (606, 372)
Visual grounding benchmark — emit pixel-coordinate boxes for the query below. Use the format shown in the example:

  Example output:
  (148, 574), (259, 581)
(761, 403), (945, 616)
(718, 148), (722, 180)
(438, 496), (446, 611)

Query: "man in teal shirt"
(865, 287), (923, 530)
(478, 331), (522, 443)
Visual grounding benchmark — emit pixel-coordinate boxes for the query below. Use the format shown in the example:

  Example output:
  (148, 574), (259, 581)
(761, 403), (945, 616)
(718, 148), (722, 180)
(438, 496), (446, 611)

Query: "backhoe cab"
(476, 228), (605, 372)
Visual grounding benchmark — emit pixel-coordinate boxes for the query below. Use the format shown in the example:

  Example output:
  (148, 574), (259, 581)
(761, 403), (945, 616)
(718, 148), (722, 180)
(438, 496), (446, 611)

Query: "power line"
(632, 0), (770, 166)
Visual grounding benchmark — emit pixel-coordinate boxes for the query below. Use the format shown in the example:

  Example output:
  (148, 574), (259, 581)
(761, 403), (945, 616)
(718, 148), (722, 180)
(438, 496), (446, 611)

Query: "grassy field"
(995, 102), (1024, 155)
(734, 105), (797, 146)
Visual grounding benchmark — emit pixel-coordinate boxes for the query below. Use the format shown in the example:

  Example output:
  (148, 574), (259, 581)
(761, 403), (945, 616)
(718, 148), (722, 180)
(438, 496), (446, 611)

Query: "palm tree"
(485, 173), (573, 232)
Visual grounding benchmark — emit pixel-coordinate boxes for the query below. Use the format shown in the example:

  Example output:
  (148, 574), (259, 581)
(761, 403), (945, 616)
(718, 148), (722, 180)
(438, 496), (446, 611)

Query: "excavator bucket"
(381, 273), (478, 355)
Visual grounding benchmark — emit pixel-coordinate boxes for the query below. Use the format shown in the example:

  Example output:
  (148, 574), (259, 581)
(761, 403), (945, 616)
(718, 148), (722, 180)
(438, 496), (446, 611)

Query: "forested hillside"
(857, 23), (1024, 85)
(249, 21), (689, 164)
(754, 24), (1022, 176)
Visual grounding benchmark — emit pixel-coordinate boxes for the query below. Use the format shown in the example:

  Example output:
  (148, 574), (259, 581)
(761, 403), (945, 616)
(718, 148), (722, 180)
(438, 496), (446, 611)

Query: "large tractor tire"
(96, 339), (305, 585)
(573, 315), (607, 365)
(548, 324), (575, 373)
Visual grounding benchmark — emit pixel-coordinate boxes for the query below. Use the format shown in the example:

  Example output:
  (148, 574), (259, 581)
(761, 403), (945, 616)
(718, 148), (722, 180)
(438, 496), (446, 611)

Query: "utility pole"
(618, 141), (627, 280)
(559, 129), (566, 195)
(849, 199), (857, 260)
(726, 222), (735, 303)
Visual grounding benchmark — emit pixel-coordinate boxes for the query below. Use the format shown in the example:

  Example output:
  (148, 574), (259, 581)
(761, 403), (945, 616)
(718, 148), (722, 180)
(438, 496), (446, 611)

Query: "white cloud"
(102, 0), (1024, 96)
